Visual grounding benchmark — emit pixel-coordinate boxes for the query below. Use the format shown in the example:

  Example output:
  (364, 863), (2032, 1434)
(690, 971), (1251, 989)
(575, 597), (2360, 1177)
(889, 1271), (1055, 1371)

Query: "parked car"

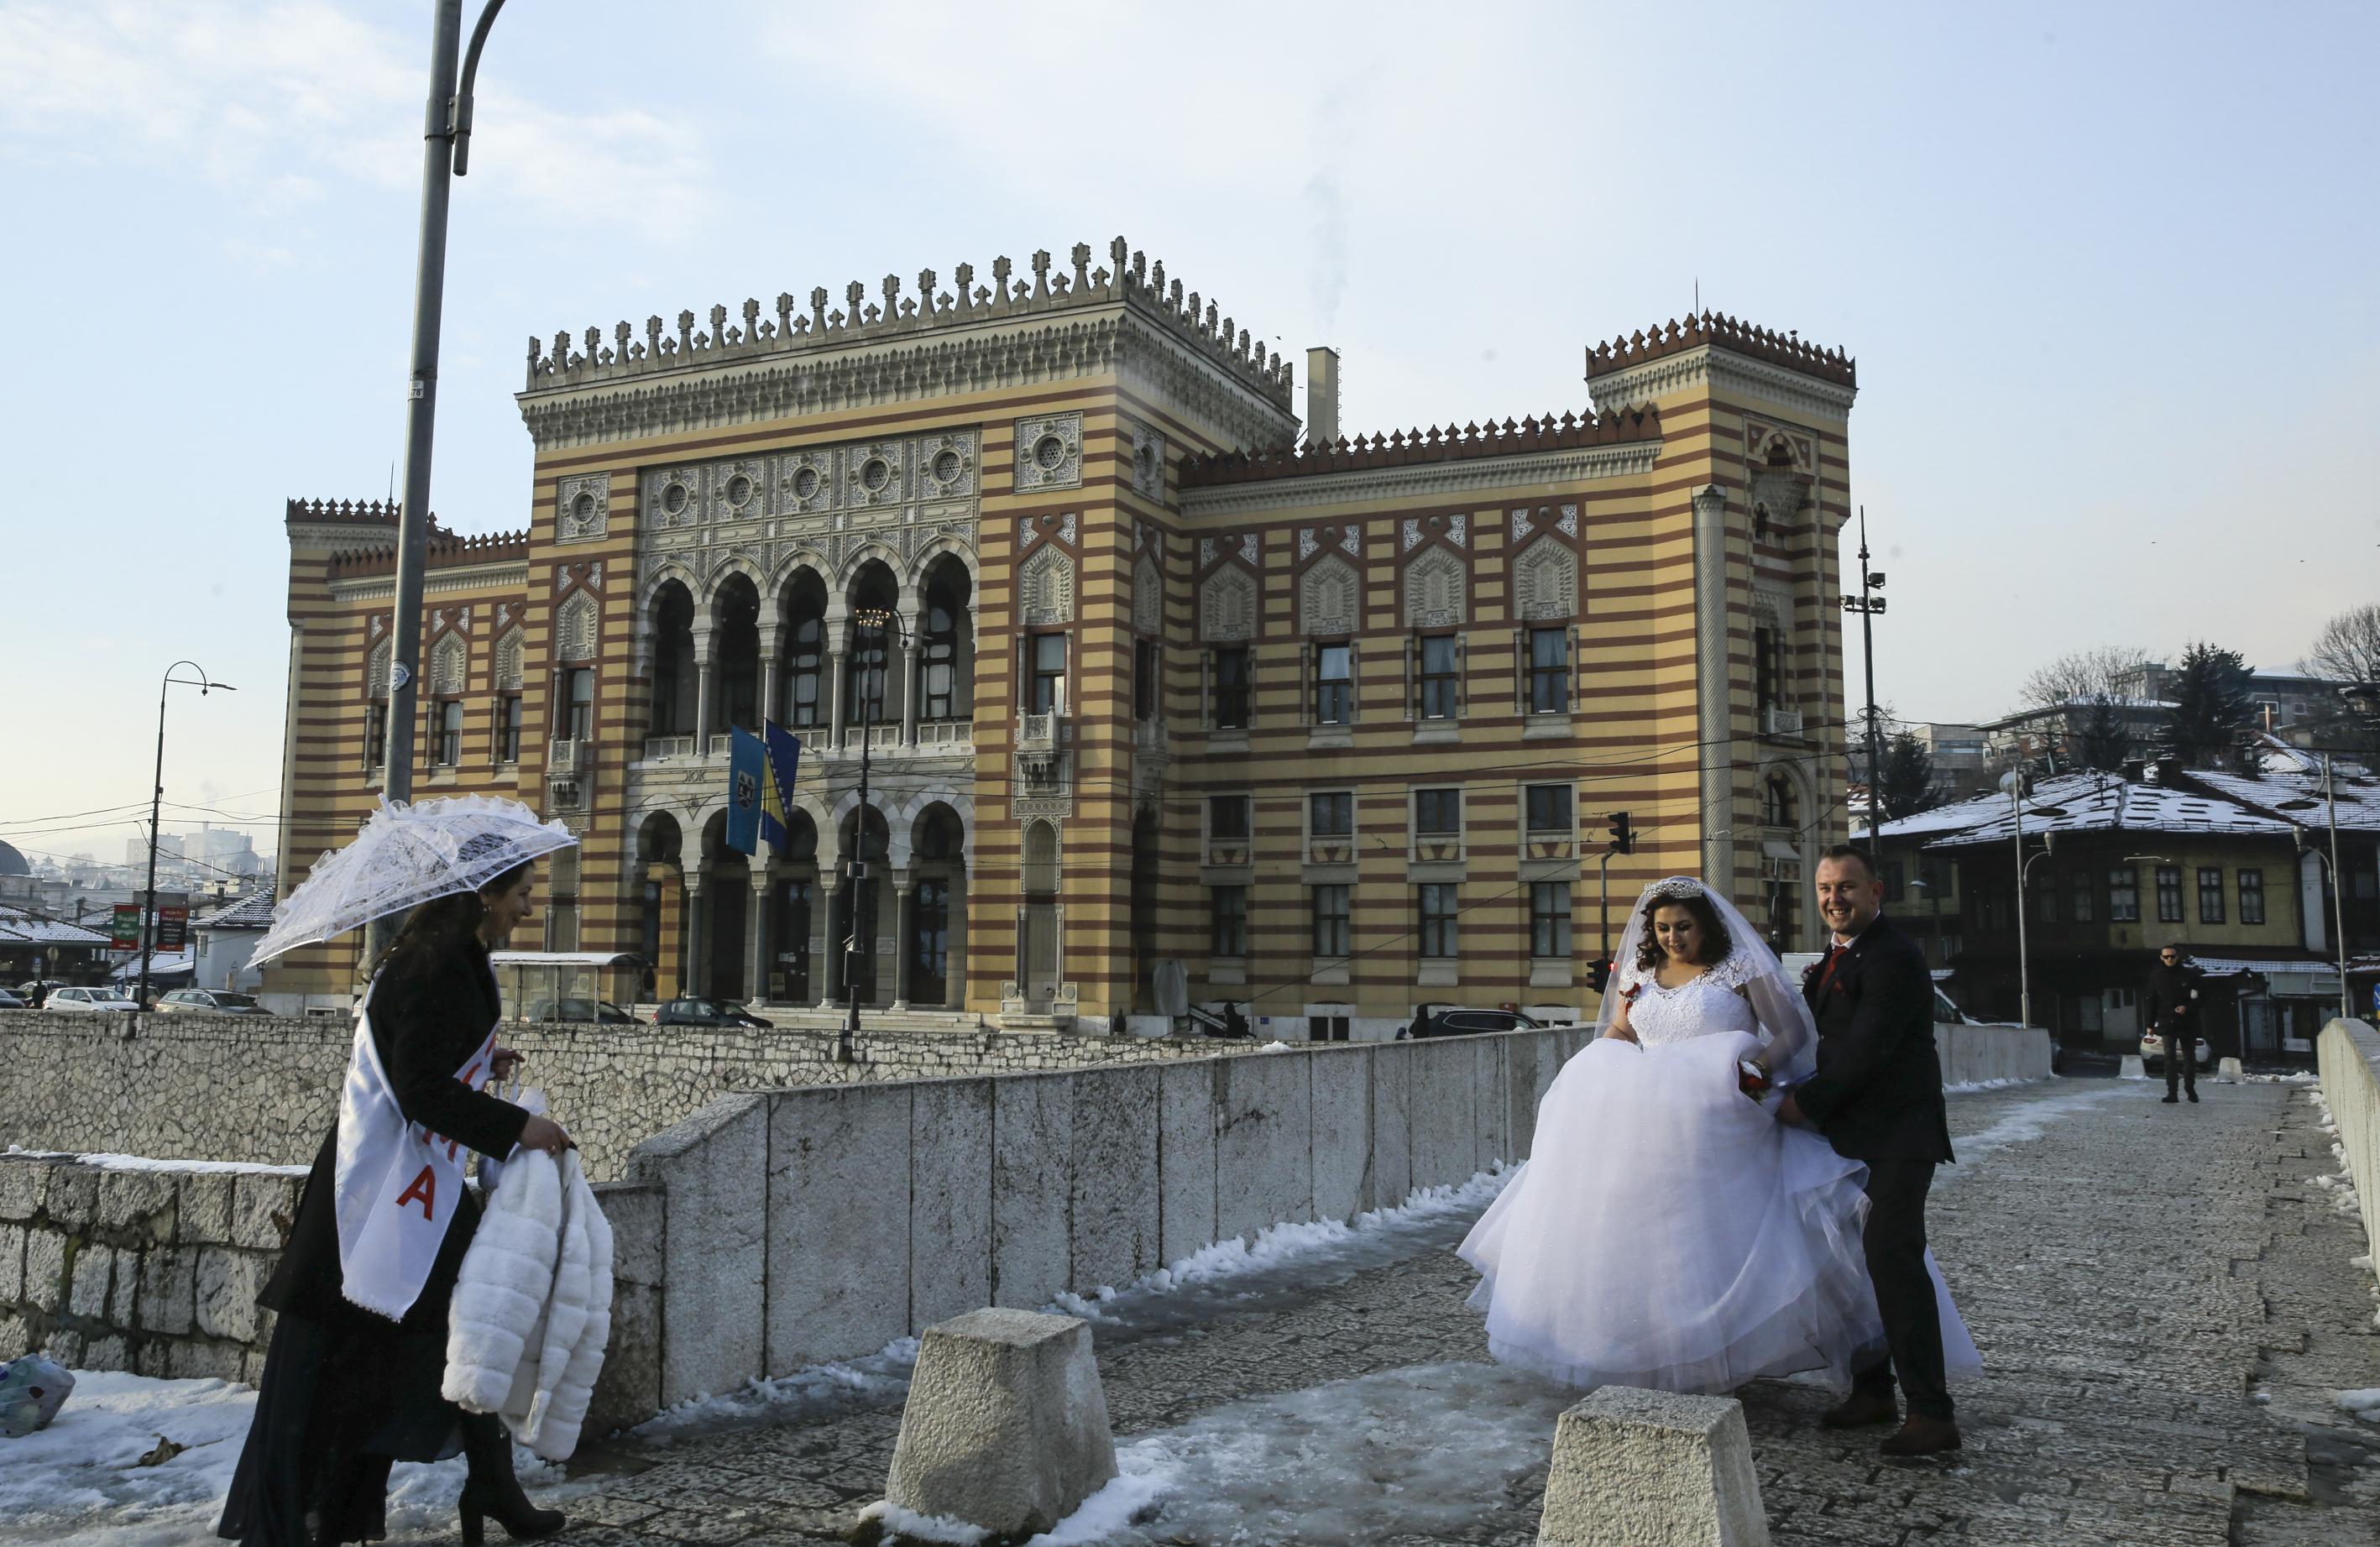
(525, 997), (639, 1024)
(2139, 1028), (2216, 1075)
(15, 979), (71, 1005)
(1402, 1003), (1543, 1039)
(44, 986), (141, 1013)
(155, 989), (271, 1016)
(652, 996), (774, 1029)
(0, 986), (28, 1010)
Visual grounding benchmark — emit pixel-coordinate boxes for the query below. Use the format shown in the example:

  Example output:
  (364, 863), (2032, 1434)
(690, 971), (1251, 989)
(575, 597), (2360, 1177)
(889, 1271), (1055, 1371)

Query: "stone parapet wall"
(2317, 1017), (2380, 1259)
(0, 1154), (304, 1380)
(0, 1011), (1247, 1181)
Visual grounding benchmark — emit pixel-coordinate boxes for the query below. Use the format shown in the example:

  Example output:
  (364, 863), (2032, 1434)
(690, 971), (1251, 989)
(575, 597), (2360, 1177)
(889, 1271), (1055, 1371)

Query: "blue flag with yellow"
(726, 727), (766, 855)
(762, 722), (803, 851)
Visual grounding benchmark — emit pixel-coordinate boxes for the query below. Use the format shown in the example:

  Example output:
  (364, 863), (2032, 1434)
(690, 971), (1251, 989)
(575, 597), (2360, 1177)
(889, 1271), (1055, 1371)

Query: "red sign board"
(155, 907), (189, 954)
(111, 904), (142, 950)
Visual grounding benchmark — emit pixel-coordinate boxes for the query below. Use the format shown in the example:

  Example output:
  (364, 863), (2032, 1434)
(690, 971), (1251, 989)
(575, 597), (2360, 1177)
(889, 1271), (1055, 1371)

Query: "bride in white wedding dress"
(1459, 876), (1978, 1395)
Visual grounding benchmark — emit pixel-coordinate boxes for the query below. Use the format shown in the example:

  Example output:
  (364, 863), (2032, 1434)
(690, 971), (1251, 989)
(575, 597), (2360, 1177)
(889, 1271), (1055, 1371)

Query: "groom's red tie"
(1815, 942), (1847, 996)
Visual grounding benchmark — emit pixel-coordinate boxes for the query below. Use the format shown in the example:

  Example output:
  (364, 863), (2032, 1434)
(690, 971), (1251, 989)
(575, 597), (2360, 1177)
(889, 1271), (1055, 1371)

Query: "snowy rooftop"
(0, 904), (112, 946)
(1860, 785), (2027, 843)
(2184, 768), (2380, 834)
(1920, 773), (2296, 849)
(108, 949), (194, 980)
(2183, 954), (2339, 980)
(194, 891), (276, 930)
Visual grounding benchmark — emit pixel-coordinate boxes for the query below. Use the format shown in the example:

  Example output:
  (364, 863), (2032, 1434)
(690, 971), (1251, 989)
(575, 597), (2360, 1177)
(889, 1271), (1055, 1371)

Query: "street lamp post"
(839, 608), (910, 1064)
(368, 0), (508, 969)
(2000, 771), (2066, 1033)
(1842, 506), (1889, 832)
(141, 663), (236, 1011)
(2324, 755), (2351, 1022)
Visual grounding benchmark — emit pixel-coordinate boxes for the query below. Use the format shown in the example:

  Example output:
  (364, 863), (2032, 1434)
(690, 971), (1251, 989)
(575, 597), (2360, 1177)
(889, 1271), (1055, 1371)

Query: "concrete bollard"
(885, 1308), (1117, 1540)
(1536, 1386), (1768, 1547)
(2119, 1055), (2147, 1080)
(2218, 1056), (2243, 1083)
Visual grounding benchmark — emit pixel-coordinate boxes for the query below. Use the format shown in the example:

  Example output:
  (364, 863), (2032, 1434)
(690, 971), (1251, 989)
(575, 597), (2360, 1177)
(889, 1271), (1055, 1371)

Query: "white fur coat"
(442, 1134), (615, 1461)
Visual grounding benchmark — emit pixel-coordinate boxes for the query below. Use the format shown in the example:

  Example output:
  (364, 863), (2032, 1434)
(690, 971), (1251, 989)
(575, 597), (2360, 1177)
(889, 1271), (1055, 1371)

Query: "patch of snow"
(860, 1498), (991, 1544)
(1943, 1076), (2041, 1095)
(1943, 1084), (2129, 1173)
(628, 1338), (922, 1441)
(1022, 1466), (1179, 1546)
(3, 1146), (308, 1178)
(1258, 1040), (1295, 1052)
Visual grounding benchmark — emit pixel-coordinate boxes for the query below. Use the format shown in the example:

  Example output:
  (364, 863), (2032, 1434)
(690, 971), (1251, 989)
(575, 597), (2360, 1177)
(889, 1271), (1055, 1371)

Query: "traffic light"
(1586, 956), (1614, 995)
(1606, 811), (1636, 855)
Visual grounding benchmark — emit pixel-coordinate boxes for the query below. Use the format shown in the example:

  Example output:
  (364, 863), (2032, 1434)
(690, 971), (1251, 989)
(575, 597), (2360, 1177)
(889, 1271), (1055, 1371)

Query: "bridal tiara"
(1647, 877), (1707, 900)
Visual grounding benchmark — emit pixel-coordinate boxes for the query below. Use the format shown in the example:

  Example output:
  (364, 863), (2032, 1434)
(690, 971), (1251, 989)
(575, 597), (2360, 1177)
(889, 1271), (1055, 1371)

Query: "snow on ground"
(1942, 1075), (2044, 1095)
(1937, 1082), (2128, 1176)
(2, 1146), (308, 1177)
(0, 1372), (584, 1546)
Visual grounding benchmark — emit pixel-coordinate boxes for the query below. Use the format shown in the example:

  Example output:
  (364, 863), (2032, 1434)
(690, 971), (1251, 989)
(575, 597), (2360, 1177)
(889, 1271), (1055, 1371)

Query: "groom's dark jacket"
(1792, 915), (1954, 1164)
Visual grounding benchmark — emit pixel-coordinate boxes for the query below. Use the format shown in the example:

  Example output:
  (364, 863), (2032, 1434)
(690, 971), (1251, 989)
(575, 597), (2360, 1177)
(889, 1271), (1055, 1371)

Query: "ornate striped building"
(269, 238), (1857, 1033)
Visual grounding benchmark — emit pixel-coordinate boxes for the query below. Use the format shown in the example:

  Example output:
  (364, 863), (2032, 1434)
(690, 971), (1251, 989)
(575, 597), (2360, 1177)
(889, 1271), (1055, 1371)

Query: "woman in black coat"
(218, 860), (572, 1547)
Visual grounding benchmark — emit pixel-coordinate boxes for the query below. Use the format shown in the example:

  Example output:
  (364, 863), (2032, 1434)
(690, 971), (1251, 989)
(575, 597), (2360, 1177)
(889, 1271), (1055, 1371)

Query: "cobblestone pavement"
(520, 1075), (2380, 1546)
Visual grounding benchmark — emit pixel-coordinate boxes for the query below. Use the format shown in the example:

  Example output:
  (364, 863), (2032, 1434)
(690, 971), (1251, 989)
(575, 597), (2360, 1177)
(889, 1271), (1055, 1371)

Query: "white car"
(44, 986), (141, 1013)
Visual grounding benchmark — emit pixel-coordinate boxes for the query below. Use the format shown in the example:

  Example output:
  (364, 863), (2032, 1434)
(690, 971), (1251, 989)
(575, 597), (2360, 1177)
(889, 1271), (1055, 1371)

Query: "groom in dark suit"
(1776, 844), (1961, 1456)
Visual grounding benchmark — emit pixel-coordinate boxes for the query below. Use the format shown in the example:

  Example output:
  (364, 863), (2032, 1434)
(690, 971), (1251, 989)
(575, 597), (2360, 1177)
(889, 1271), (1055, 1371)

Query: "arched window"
(919, 564), (971, 723)
(845, 564), (899, 729)
(1761, 774), (1798, 830)
(648, 583), (696, 739)
(364, 638), (392, 768)
(782, 573), (828, 731)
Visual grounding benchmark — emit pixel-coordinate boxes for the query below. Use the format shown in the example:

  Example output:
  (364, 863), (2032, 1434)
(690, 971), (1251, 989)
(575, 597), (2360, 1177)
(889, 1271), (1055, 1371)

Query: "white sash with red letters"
(332, 979), (502, 1320)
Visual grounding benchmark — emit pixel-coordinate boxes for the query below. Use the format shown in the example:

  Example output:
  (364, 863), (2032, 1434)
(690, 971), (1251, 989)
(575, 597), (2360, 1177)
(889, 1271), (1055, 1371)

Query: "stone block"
(194, 1248), (264, 1344)
(586, 1279), (662, 1438)
(0, 1310), (26, 1361)
(0, 1158), (50, 1221)
(1214, 1052), (1314, 1244)
(991, 1075), (1072, 1309)
(1472, 1035), (1510, 1173)
(1068, 1067), (1159, 1292)
(765, 1083), (913, 1372)
(45, 1164), (98, 1226)
(910, 1079), (994, 1329)
(1156, 1060), (1219, 1267)
(886, 1309), (1118, 1539)
(592, 1183), (663, 1285)
(1369, 1043), (1414, 1209)
(168, 1338), (247, 1382)
(68, 1242), (115, 1319)
(629, 1093), (768, 1407)
(177, 1173), (234, 1244)
(97, 1170), (175, 1237)
(1509, 1032), (1562, 1163)
(1536, 1386), (1768, 1547)
(134, 1338), (173, 1378)
(1406, 1036), (1478, 1189)
(138, 1247), (197, 1335)
(42, 1329), (86, 1367)
(2119, 1055), (2147, 1080)
(0, 1222), (24, 1303)
(2219, 1056), (2244, 1083)
(83, 1334), (129, 1372)
(1308, 1043), (1373, 1221)
(230, 1173), (297, 1250)
(24, 1231), (68, 1313)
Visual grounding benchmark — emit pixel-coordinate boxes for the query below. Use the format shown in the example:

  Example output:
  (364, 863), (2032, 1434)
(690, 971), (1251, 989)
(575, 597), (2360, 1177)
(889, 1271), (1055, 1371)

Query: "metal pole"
(139, 671), (170, 1012)
(840, 624), (874, 1065)
(367, 0), (467, 972)
(1858, 508), (1884, 832)
(2012, 782), (2032, 1031)
(2327, 755), (2351, 1021)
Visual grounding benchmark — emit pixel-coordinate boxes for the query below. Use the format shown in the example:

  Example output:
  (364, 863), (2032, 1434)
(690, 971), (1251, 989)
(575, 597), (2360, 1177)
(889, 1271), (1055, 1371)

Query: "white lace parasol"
(249, 794), (578, 968)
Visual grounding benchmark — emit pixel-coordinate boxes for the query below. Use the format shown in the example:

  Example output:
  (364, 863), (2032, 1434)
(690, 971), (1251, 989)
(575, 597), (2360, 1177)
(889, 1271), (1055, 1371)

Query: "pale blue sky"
(3, 1), (2374, 866)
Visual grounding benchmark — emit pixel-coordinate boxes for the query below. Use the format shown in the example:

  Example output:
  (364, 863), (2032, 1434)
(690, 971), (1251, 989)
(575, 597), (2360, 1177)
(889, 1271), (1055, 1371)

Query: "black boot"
(458, 1414), (563, 1545)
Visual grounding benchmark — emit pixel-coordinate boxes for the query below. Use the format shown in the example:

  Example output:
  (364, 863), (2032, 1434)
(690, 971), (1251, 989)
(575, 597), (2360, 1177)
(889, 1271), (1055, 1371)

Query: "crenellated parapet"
(1178, 406), (1661, 489)
(520, 235), (1295, 410)
(1587, 312), (1854, 389)
(325, 530), (529, 581)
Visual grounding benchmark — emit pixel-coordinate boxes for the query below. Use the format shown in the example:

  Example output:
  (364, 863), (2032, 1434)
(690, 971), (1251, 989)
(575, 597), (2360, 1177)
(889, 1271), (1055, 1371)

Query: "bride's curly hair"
(1633, 888), (1734, 973)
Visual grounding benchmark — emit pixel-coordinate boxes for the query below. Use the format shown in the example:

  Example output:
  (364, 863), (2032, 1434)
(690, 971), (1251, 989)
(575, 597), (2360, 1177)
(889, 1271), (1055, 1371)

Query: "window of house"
(1415, 788), (1462, 839)
(498, 695), (523, 763)
(1028, 632), (1067, 713)
(1754, 625), (1781, 709)
(1310, 792), (1352, 839)
(1527, 626), (1568, 714)
(1311, 885), (1351, 959)
(1524, 784), (1572, 837)
(787, 614), (826, 729)
(2239, 868), (2265, 925)
(1760, 776), (1797, 829)
(1314, 642), (1352, 724)
(1418, 635), (1457, 719)
(847, 626), (891, 728)
(2156, 865), (2183, 923)
(1531, 882), (1572, 959)
(435, 698), (463, 766)
(366, 705), (388, 769)
(2029, 873), (2058, 925)
(1211, 886), (1248, 958)
(2109, 865), (2139, 922)
(1212, 646), (1251, 729)
(2069, 870), (2095, 922)
(562, 668), (594, 742)
(1208, 793), (1250, 842)
(1882, 859), (1906, 902)
(2198, 866), (2225, 924)
(1419, 884), (1459, 958)
(1133, 638), (1158, 720)
(922, 600), (959, 721)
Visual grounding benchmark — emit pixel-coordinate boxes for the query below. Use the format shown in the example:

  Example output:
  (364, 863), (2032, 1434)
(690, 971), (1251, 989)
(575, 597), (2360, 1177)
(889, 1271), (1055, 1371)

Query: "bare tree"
(2302, 603), (2380, 687)
(2020, 645), (2153, 709)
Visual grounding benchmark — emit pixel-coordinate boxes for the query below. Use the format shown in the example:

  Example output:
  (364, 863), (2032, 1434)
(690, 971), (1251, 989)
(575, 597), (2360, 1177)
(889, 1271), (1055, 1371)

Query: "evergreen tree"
(2073, 694), (2132, 771)
(1876, 731), (1942, 818)
(2164, 641), (2256, 769)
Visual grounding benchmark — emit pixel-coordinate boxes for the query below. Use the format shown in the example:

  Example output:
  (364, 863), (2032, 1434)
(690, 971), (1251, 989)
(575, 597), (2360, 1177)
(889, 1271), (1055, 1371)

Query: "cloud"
(0, 0), (714, 224)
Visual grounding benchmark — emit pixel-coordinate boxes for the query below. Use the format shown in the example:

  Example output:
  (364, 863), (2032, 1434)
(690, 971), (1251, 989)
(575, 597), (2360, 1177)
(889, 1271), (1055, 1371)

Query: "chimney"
(1305, 346), (1340, 448)
(2121, 759), (2147, 783)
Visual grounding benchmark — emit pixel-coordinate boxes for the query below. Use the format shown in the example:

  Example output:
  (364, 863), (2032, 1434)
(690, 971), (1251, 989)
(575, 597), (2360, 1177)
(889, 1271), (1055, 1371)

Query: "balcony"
(548, 738), (588, 776)
(1017, 712), (1064, 753)
(1132, 718), (1169, 756)
(915, 719), (974, 751)
(642, 734), (695, 761)
(1762, 705), (1806, 740)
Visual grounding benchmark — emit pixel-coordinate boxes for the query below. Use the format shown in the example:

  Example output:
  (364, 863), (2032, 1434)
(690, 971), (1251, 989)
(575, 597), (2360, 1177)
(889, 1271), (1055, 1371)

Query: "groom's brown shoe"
(1879, 1414), (1962, 1456)
(1819, 1391), (1899, 1429)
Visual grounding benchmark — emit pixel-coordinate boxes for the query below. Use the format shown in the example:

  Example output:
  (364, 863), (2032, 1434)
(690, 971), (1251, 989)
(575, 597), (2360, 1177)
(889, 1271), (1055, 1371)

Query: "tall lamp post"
(141, 663), (236, 1011)
(1842, 506), (1889, 831)
(1999, 771), (2065, 1032)
(368, 0), (509, 968)
(839, 607), (911, 1064)
(2323, 755), (2351, 1022)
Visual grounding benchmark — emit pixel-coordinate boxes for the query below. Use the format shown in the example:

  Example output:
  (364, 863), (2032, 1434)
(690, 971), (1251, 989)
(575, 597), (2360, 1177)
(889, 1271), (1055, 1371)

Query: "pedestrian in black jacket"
(2145, 946), (2202, 1103)
(217, 862), (572, 1547)
(1777, 844), (1961, 1457)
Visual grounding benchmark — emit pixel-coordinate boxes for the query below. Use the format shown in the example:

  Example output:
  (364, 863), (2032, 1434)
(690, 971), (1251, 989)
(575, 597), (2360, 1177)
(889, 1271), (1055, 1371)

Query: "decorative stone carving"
(1513, 539), (1578, 622)
(1059, 511), (1076, 546)
(1198, 536), (1216, 568)
(1558, 502), (1579, 537)
(1448, 512), (1468, 547)
(646, 466), (704, 529)
(494, 629), (525, 692)
(1129, 423), (1166, 499)
(556, 592), (599, 663)
(1199, 567), (1256, 642)
(365, 639), (392, 698)
(844, 441), (908, 509)
(1298, 528), (1319, 560)
(778, 450), (834, 514)
(1013, 412), (1083, 493)
(557, 473), (609, 542)
(1339, 525), (1360, 557)
(1404, 546), (1467, 629)
(919, 431), (977, 499)
(1018, 545), (1076, 626)
(1238, 533), (1258, 566)
(1018, 516), (1039, 551)
(1300, 555), (1358, 636)
(1402, 517), (1424, 551)
(428, 634), (467, 696)
(1132, 551), (1164, 635)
